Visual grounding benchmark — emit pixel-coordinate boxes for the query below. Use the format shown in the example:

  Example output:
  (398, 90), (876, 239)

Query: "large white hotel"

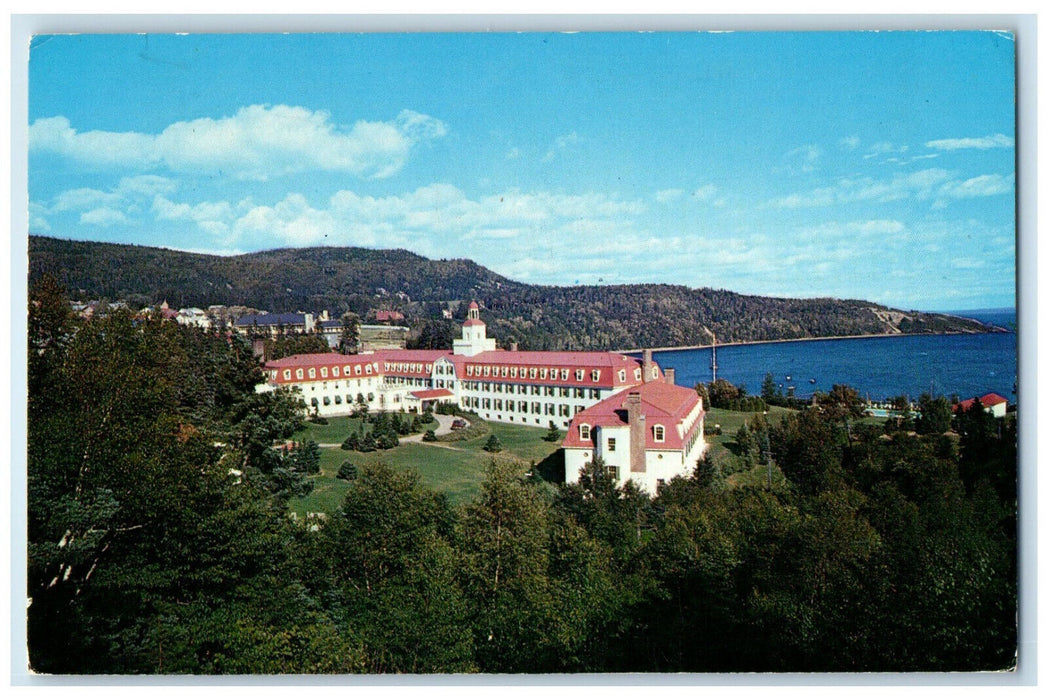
(259, 302), (706, 491)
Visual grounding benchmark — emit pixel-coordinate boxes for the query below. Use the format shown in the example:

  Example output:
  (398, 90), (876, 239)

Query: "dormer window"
(308, 368), (316, 379)
(591, 369), (601, 382)
(356, 365), (363, 375)
(332, 366), (340, 377)
(283, 369), (291, 380)
(561, 368), (569, 380)
(575, 369), (584, 381)
(510, 367), (517, 378)
(540, 368), (548, 379)
(320, 367), (328, 378)
(634, 368), (642, 380)
(579, 424), (591, 441)
(653, 425), (665, 442)
(618, 369), (626, 383)
(296, 368), (304, 380)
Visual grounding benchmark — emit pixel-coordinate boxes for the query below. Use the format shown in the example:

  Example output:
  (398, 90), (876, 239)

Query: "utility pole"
(711, 332), (718, 383)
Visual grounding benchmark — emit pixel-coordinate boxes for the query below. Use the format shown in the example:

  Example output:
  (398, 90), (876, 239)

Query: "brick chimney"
(626, 391), (646, 473)
(510, 341), (519, 352)
(665, 367), (675, 386)
(642, 349), (653, 383)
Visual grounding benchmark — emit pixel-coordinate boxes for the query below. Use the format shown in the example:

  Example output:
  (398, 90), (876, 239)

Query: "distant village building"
(258, 302), (705, 492)
(372, 309), (405, 324)
(234, 312), (317, 336)
(176, 307), (211, 329)
(954, 392), (1009, 418)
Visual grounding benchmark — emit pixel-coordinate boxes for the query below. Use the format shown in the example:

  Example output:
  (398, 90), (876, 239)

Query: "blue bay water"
(647, 309), (1017, 404)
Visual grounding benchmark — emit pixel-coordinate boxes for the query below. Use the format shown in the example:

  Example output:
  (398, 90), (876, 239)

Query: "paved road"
(401, 413), (465, 443)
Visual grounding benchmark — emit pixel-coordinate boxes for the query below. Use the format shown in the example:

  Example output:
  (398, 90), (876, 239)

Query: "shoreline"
(615, 329), (1010, 355)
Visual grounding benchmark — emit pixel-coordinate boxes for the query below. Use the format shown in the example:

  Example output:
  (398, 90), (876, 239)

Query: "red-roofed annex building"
(953, 392), (1009, 418)
(562, 373), (707, 494)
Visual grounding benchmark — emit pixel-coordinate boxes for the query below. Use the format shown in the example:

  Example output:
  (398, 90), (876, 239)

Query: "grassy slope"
(289, 417), (560, 516)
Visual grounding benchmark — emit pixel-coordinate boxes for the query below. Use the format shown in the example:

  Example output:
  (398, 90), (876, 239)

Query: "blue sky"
(27, 31), (1016, 311)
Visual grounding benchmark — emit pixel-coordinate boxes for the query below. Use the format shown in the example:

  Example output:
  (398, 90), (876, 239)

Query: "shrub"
(336, 461), (358, 481)
(422, 429), (437, 442)
(483, 434), (502, 453)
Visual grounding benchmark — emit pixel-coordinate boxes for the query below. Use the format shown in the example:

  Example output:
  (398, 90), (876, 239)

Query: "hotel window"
(607, 437), (616, 452)
(560, 387), (569, 397)
(365, 365), (372, 374)
(540, 368), (548, 379)
(484, 366), (491, 377)
(507, 400), (514, 411)
(618, 370), (626, 383)
(532, 402), (541, 414)
(653, 425), (665, 442)
(495, 399), (503, 410)
(579, 424), (591, 440)
(591, 369), (601, 382)
(333, 366), (340, 377)
(532, 386), (540, 395)
(283, 370), (291, 380)
(546, 386), (555, 397)
(501, 366), (508, 377)
(634, 368), (642, 380)
(334, 395), (342, 404)
(321, 367), (328, 378)
(355, 365), (362, 375)
(530, 367), (537, 379)
(323, 396), (331, 406)
(296, 368), (304, 380)
(561, 369), (569, 380)
(575, 369), (584, 381)
(559, 404), (570, 417)
(520, 366), (527, 377)
(610, 464), (620, 480)
(308, 368), (317, 379)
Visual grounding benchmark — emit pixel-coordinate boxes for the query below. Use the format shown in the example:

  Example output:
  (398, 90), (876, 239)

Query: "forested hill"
(29, 235), (999, 351)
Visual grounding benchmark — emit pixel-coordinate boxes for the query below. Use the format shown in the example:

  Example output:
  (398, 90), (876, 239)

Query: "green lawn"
(704, 405), (794, 461)
(289, 419), (559, 516)
(291, 413), (437, 445)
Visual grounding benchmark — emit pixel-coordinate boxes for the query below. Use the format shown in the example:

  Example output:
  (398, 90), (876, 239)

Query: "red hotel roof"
(563, 380), (704, 451)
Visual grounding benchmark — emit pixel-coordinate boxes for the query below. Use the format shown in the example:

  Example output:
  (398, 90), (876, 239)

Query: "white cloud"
(29, 105), (448, 180)
(937, 173), (1014, 200)
(655, 188), (683, 203)
(542, 131), (579, 162)
(691, 184), (719, 201)
(839, 136), (861, 150)
(80, 207), (131, 227)
(783, 144), (822, 172)
(926, 134), (1014, 151)
(29, 202), (51, 232)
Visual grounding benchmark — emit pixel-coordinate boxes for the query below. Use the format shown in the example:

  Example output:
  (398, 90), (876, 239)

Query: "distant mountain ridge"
(28, 235), (1000, 351)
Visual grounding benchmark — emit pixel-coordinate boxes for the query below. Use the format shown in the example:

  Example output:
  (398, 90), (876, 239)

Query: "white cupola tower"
(453, 301), (497, 356)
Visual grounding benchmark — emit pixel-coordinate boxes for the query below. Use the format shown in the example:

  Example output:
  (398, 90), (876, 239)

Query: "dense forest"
(27, 277), (1017, 674)
(28, 236), (999, 351)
